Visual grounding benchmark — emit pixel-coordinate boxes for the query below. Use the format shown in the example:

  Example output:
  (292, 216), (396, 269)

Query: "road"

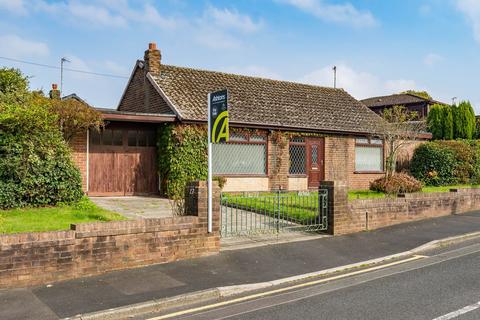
(145, 241), (480, 320)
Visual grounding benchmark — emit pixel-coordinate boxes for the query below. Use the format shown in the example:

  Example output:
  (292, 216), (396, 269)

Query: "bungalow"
(70, 43), (418, 196)
(361, 93), (446, 119)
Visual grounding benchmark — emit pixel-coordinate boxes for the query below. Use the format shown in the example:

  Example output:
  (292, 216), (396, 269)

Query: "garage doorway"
(88, 123), (158, 196)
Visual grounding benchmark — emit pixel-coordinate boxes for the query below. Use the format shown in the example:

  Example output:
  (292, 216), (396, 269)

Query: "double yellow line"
(148, 255), (426, 320)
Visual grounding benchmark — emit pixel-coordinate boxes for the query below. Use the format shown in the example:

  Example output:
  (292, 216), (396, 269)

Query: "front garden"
(0, 67), (117, 234)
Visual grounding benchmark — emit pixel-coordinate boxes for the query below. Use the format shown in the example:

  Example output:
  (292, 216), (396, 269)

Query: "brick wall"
(118, 64), (174, 114)
(324, 136), (384, 190)
(0, 181), (220, 289)
(323, 181), (480, 235)
(70, 131), (88, 192)
(268, 134), (289, 190)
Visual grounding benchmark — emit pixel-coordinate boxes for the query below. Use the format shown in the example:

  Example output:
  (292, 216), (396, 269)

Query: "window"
(212, 132), (267, 175)
(355, 137), (384, 172)
(289, 138), (306, 175)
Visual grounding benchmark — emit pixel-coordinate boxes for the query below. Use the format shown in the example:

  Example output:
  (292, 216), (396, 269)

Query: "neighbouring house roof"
(148, 65), (383, 135)
(361, 93), (444, 108)
(62, 93), (91, 106)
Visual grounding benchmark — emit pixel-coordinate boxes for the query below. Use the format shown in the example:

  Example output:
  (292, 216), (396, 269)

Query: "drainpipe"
(86, 129), (90, 193)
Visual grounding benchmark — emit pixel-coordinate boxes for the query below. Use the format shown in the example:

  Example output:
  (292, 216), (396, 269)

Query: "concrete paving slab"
(0, 289), (59, 320)
(90, 196), (173, 219)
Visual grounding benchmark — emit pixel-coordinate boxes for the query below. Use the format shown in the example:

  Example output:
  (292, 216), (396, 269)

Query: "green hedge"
(411, 140), (480, 186)
(0, 102), (83, 209)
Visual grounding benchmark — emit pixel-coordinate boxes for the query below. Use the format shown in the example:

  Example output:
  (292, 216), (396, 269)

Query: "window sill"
(214, 174), (268, 178)
(354, 171), (385, 174)
(288, 174), (308, 178)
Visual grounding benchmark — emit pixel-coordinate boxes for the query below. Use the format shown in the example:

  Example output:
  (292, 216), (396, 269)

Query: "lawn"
(222, 192), (322, 223)
(0, 197), (126, 234)
(348, 184), (480, 200)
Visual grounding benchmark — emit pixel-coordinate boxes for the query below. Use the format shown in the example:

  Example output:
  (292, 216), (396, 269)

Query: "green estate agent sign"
(209, 89), (229, 143)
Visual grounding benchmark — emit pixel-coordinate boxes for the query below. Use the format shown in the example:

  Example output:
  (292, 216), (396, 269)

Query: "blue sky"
(0, 0), (479, 111)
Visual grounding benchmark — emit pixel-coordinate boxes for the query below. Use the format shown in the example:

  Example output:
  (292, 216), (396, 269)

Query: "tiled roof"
(361, 94), (434, 108)
(150, 65), (384, 134)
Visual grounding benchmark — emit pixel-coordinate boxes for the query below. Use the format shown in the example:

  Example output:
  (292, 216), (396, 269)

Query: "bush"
(410, 142), (457, 186)
(0, 102), (83, 209)
(370, 173), (423, 194)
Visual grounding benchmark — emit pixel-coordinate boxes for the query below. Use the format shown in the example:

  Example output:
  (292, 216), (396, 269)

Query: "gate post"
(185, 181), (221, 234)
(320, 181), (349, 235)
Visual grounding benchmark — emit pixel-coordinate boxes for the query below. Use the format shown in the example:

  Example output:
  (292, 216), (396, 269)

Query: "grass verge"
(0, 196), (125, 234)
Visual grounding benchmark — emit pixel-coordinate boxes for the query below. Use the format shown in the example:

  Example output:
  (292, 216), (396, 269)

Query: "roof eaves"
(146, 72), (184, 120)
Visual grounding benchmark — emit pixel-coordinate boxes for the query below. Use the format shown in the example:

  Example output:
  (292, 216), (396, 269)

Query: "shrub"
(410, 142), (457, 186)
(454, 101), (476, 139)
(427, 104), (444, 140)
(370, 173), (423, 194)
(0, 102), (83, 209)
(436, 140), (475, 184)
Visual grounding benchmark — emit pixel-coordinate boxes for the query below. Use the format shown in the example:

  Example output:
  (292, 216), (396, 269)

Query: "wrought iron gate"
(220, 189), (328, 237)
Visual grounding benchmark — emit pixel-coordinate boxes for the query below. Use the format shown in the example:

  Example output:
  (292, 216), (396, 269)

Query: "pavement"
(90, 196), (173, 219)
(1, 211), (480, 320)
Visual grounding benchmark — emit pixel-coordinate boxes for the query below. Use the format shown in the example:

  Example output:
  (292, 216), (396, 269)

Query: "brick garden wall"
(0, 181), (220, 289)
(70, 131), (88, 192)
(322, 181), (480, 235)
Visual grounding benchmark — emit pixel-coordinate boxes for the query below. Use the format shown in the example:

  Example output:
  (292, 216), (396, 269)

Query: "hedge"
(0, 102), (83, 209)
(411, 140), (480, 186)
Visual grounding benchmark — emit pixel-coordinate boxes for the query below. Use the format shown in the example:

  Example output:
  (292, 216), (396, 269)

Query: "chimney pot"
(149, 42), (157, 50)
(52, 83), (58, 90)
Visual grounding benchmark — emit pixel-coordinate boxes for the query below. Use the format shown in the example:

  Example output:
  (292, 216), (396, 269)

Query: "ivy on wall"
(157, 124), (208, 199)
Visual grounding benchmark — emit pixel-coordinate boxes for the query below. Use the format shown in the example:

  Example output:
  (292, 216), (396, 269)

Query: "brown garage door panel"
(89, 147), (158, 196)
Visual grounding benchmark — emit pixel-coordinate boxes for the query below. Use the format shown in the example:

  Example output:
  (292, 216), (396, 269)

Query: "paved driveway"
(90, 196), (173, 219)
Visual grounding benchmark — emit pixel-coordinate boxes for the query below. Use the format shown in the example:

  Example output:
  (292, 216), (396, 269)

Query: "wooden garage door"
(88, 125), (158, 196)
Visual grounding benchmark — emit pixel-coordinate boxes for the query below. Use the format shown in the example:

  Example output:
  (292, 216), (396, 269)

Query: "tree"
(427, 104), (444, 140)
(0, 67), (29, 104)
(375, 105), (427, 179)
(455, 101), (476, 139)
(401, 90), (432, 100)
(442, 105), (454, 140)
(47, 97), (104, 142)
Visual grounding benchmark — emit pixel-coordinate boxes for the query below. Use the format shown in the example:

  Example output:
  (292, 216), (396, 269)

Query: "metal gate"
(220, 189), (328, 237)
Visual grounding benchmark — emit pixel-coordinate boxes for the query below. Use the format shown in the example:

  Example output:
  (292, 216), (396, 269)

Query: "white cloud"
(0, 34), (49, 58)
(456, 0), (480, 43)
(221, 65), (282, 80)
(204, 6), (263, 33)
(298, 63), (418, 99)
(194, 5), (262, 49)
(26, 0), (181, 29)
(424, 53), (444, 67)
(67, 2), (127, 27)
(0, 0), (26, 15)
(278, 0), (378, 28)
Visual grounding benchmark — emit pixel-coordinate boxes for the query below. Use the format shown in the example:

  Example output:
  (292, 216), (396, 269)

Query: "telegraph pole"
(333, 66), (337, 89)
(60, 57), (70, 97)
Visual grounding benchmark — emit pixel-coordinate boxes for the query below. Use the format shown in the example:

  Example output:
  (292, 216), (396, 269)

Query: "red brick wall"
(324, 184), (480, 235)
(0, 181), (220, 288)
(268, 133), (289, 190)
(70, 131), (88, 192)
(324, 136), (384, 190)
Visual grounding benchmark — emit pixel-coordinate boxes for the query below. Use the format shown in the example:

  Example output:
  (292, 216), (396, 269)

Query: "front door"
(306, 138), (325, 189)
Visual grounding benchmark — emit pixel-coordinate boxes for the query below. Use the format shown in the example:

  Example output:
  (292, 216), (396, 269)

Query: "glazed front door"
(306, 138), (325, 189)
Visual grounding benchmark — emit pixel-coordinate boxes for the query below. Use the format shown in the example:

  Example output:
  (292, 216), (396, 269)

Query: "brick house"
(361, 93), (445, 120)
(71, 43), (427, 196)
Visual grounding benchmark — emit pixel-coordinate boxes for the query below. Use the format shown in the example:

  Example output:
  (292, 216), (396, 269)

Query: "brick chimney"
(144, 42), (161, 75)
(49, 83), (60, 100)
